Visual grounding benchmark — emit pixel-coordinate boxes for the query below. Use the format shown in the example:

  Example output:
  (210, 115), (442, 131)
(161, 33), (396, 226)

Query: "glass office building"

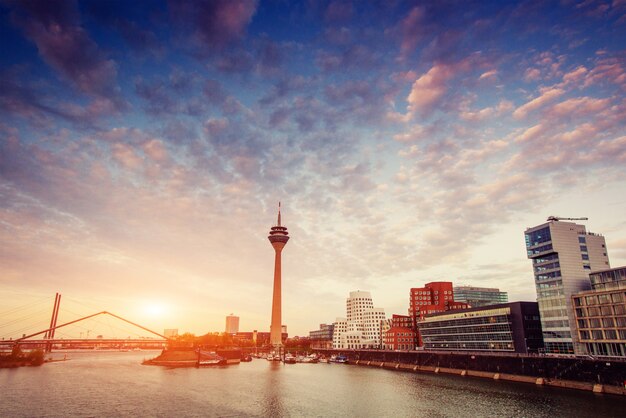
(525, 220), (610, 354)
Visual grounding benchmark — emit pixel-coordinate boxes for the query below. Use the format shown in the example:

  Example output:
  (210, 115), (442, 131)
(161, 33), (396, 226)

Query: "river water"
(1, 351), (624, 417)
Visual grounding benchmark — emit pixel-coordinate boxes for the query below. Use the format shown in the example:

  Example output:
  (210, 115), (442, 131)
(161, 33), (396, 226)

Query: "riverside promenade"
(317, 349), (626, 396)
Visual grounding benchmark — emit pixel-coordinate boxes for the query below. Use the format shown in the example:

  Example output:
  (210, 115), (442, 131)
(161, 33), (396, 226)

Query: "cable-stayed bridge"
(0, 293), (170, 351)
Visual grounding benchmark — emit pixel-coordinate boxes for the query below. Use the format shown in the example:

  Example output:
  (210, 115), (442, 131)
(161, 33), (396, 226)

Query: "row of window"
(579, 329), (626, 340)
(574, 292), (625, 306)
(536, 280), (562, 290)
(538, 308), (568, 319)
(542, 319), (569, 328)
(526, 227), (551, 247)
(535, 270), (562, 280)
(578, 316), (626, 328)
(538, 298), (566, 309)
(538, 288), (564, 298)
(424, 342), (514, 351)
(534, 262), (560, 272)
(533, 253), (559, 264)
(543, 341), (574, 354)
(527, 243), (554, 256)
(575, 305), (626, 317)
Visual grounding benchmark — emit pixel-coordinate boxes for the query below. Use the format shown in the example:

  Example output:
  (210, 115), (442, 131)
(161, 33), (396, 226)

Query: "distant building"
(409, 282), (469, 346)
(225, 314), (239, 334)
(235, 331), (287, 346)
(164, 329), (179, 338)
(418, 302), (544, 354)
(309, 324), (334, 349)
(572, 266), (626, 357)
(525, 219), (610, 354)
(332, 291), (386, 349)
(453, 286), (508, 307)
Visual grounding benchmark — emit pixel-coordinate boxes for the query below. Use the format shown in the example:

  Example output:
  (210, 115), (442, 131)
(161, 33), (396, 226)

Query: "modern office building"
(225, 314), (239, 334)
(409, 282), (469, 346)
(332, 291), (386, 349)
(525, 218), (610, 354)
(418, 302), (544, 353)
(572, 266), (626, 357)
(309, 324), (334, 349)
(453, 286), (508, 307)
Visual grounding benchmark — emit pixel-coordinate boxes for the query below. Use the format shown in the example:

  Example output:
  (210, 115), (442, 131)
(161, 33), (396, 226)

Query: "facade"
(418, 302), (544, 353)
(525, 219), (610, 354)
(268, 203), (289, 347)
(384, 315), (416, 350)
(572, 266), (626, 357)
(309, 324), (334, 349)
(225, 314), (239, 334)
(453, 286), (508, 307)
(409, 282), (469, 346)
(384, 327), (416, 350)
(332, 318), (348, 349)
(362, 308), (386, 347)
(332, 291), (386, 349)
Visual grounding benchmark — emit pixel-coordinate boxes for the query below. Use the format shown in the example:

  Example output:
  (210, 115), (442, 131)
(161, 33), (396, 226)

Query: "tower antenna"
(278, 201), (281, 226)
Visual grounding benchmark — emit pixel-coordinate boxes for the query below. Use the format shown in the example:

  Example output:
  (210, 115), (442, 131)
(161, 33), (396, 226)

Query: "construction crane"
(547, 216), (588, 222)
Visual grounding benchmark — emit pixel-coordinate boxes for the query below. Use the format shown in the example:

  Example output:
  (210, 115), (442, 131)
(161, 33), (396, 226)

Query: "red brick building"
(384, 326), (416, 350)
(409, 282), (468, 346)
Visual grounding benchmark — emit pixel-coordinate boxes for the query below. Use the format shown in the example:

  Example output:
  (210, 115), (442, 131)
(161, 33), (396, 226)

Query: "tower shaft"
(270, 243), (285, 346)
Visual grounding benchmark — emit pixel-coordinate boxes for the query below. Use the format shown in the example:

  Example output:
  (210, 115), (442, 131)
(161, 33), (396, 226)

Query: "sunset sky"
(1, 0), (625, 338)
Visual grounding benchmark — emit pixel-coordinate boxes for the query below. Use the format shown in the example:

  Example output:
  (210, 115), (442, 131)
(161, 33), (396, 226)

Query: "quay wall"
(317, 350), (626, 396)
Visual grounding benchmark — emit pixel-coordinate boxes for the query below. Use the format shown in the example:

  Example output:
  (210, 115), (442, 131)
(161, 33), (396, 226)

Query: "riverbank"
(350, 359), (626, 396)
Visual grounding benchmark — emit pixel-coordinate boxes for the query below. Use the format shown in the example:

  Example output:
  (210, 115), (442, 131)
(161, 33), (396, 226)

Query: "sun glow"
(141, 302), (169, 318)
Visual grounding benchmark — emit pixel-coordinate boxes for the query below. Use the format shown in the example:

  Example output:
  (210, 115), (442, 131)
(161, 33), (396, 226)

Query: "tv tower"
(268, 202), (289, 347)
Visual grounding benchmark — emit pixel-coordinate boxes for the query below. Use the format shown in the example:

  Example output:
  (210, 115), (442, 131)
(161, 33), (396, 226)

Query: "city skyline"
(1, 1), (626, 337)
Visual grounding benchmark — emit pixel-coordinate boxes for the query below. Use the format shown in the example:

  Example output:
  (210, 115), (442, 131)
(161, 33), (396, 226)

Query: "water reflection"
(262, 362), (286, 417)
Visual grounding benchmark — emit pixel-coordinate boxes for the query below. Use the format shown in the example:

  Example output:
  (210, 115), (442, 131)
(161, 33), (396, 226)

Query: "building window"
(580, 245), (588, 252)
(581, 254), (589, 260)
(578, 237), (586, 243)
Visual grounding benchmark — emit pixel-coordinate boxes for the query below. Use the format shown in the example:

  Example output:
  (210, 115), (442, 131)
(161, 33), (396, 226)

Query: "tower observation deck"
(268, 202), (289, 347)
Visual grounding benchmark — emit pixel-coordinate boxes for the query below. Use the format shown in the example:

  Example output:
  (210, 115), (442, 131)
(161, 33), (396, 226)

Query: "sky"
(1, 0), (625, 338)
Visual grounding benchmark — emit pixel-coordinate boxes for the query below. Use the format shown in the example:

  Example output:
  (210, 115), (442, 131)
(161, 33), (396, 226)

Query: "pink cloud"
(562, 65), (588, 85)
(584, 59), (626, 89)
(393, 124), (428, 142)
(460, 100), (513, 122)
(513, 88), (565, 119)
(399, 6), (427, 54)
(112, 143), (142, 169)
(142, 139), (168, 162)
(406, 63), (456, 114)
(12, 1), (119, 99)
(515, 123), (545, 143)
(170, 0), (258, 49)
(548, 96), (611, 118)
(479, 69), (498, 80)
(524, 68), (541, 82)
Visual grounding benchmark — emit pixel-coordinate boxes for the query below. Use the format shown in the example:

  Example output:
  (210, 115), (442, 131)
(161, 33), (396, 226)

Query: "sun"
(142, 302), (168, 318)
